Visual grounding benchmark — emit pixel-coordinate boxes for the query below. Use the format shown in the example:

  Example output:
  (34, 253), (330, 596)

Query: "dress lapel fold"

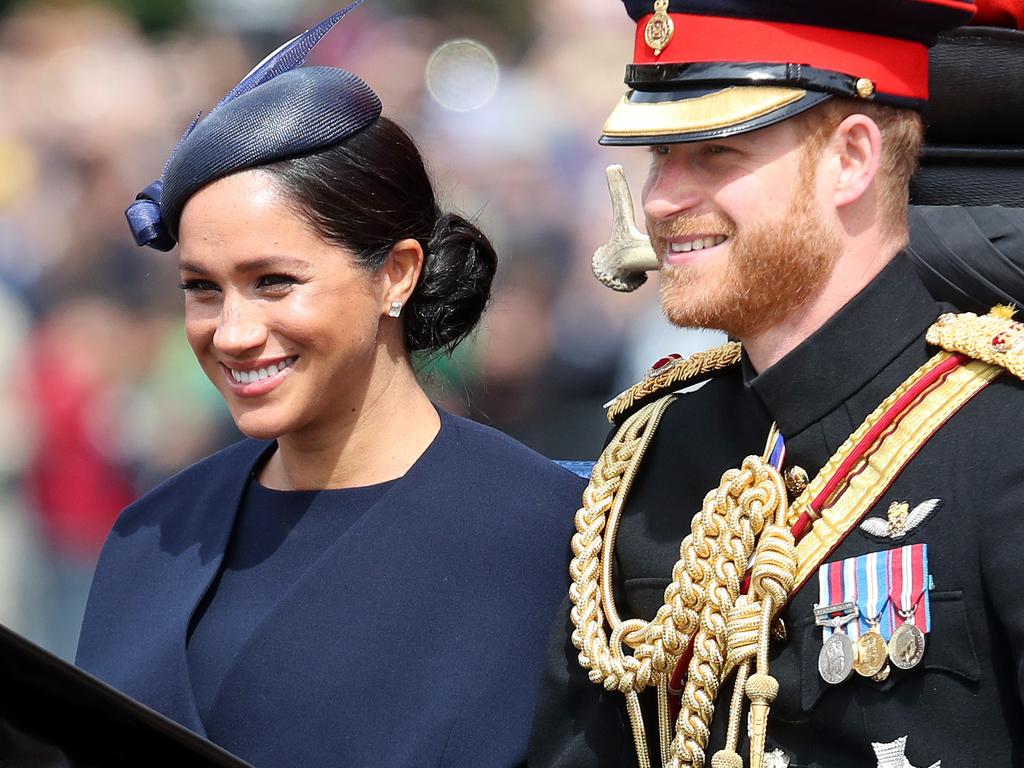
(76, 439), (275, 738)
(170, 442), (276, 735)
(199, 426), (453, 717)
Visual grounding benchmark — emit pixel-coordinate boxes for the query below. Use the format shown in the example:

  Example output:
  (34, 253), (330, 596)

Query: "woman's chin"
(231, 413), (291, 442)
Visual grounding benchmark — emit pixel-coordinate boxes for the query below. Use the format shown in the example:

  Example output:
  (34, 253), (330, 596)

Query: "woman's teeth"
(670, 235), (728, 253)
(229, 357), (297, 384)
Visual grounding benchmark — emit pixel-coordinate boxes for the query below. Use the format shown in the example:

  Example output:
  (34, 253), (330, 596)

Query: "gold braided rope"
(575, 327), (1006, 768)
(571, 398), (685, 701)
(571, 403), (789, 768)
(667, 459), (789, 768)
(605, 342), (742, 423)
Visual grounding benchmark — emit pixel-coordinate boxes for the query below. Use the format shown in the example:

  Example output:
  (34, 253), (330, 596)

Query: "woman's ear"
(831, 113), (883, 209)
(380, 238), (424, 316)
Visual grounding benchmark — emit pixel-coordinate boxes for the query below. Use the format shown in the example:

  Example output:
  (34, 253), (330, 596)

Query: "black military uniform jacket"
(529, 254), (1024, 768)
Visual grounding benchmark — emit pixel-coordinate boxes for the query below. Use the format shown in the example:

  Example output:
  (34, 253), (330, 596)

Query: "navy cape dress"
(77, 410), (585, 767)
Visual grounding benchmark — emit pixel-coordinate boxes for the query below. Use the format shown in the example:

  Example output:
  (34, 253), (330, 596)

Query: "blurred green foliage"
(107, 0), (192, 32)
(381, 0), (531, 48)
(0, 0), (194, 32)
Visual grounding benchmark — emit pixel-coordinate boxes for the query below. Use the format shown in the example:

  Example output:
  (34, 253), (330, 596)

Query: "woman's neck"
(258, 356), (441, 491)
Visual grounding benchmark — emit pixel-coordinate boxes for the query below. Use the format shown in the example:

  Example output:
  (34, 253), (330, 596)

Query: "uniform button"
(773, 618), (787, 643)
(784, 466), (809, 499)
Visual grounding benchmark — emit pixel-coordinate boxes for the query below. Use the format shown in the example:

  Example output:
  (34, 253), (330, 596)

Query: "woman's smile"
(220, 355), (298, 398)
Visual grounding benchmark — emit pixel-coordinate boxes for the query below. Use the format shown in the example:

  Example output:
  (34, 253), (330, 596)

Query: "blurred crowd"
(0, 0), (715, 658)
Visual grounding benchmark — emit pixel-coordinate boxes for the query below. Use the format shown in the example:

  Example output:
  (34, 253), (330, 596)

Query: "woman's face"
(177, 169), (387, 441)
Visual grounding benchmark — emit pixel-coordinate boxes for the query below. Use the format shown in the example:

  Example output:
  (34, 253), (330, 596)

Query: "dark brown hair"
(263, 117), (497, 354)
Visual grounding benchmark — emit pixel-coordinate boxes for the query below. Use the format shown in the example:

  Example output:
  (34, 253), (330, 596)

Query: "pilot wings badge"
(860, 499), (941, 541)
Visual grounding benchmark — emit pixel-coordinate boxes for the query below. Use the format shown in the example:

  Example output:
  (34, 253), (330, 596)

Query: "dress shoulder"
(431, 411), (586, 541)
(440, 409), (586, 486)
(113, 438), (270, 531)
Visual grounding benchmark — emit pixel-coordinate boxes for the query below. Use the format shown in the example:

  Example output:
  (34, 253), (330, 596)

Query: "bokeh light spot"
(425, 39), (500, 112)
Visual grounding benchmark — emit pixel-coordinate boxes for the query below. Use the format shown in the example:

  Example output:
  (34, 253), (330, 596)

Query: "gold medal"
(854, 627), (888, 678)
(888, 622), (926, 670)
(870, 663), (891, 683)
(644, 0), (674, 56)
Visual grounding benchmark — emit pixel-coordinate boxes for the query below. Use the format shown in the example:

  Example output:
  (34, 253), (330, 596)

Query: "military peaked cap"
(602, 0), (977, 145)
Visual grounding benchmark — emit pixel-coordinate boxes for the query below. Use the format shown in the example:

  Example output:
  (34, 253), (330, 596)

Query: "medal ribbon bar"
(890, 542), (931, 633)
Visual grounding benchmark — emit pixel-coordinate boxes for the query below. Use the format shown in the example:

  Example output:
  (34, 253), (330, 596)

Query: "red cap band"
(634, 14), (931, 100)
(973, 0), (1024, 26)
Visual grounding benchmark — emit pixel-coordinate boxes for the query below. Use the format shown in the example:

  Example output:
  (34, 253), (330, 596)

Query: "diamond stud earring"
(387, 301), (403, 318)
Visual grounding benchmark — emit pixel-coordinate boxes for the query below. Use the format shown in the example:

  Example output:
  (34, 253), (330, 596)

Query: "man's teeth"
(669, 235), (728, 253)
(230, 357), (297, 384)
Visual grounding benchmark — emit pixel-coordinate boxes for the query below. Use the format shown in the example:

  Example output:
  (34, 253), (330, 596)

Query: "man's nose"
(642, 156), (703, 222)
(213, 293), (268, 355)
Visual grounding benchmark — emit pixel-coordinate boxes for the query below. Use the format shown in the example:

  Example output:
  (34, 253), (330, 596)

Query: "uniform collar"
(744, 253), (943, 439)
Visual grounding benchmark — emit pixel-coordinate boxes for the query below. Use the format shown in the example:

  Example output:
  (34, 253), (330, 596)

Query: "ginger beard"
(653, 149), (841, 340)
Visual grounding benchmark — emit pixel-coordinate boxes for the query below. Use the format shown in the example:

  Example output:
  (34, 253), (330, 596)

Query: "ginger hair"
(795, 98), (924, 241)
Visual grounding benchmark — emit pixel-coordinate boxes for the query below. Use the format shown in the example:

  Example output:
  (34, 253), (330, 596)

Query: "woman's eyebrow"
(178, 256), (314, 274)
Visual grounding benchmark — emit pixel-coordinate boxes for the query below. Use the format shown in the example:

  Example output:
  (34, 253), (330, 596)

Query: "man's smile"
(664, 234), (729, 264)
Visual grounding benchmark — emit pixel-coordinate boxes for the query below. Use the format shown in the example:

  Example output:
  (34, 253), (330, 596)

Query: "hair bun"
(405, 212), (497, 354)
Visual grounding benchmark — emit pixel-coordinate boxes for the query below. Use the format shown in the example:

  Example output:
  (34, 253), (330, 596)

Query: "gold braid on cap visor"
(602, 86), (806, 138)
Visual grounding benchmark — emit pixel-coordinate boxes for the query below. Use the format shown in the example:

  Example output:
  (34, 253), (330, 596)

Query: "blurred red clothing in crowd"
(23, 304), (137, 561)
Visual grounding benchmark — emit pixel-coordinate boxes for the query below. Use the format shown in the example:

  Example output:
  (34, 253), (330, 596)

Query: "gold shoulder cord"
(926, 305), (1024, 378)
(572, 400), (789, 768)
(605, 342), (742, 424)
(572, 310), (1008, 768)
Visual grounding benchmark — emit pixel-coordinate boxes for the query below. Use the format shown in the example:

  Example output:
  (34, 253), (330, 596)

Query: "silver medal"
(818, 631), (855, 684)
(888, 622), (926, 670)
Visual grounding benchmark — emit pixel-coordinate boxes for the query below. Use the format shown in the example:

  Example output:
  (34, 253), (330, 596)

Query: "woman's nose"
(213, 294), (268, 355)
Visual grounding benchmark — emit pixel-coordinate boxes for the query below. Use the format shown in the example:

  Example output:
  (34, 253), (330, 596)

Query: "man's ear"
(831, 113), (883, 209)
(380, 238), (424, 313)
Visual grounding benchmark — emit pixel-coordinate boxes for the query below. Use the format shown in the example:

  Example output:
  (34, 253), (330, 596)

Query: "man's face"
(642, 117), (841, 339)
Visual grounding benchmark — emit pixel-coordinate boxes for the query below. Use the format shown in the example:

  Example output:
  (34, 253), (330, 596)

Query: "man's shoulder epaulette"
(605, 341), (742, 424)
(926, 305), (1024, 381)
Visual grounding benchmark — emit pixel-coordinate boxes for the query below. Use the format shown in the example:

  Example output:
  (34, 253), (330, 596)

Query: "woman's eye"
(649, 144), (671, 157)
(179, 279), (219, 294)
(256, 274), (298, 292)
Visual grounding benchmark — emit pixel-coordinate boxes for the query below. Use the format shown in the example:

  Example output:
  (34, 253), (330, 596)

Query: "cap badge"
(644, 0), (674, 57)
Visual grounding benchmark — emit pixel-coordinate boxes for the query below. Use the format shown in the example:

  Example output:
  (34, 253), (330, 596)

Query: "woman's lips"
(220, 356), (297, 397)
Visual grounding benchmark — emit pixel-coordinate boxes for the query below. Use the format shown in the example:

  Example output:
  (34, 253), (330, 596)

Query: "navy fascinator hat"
(126, 1), (382, 251)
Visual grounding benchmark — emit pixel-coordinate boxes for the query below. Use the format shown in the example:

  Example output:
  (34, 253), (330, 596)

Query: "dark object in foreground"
(0, 623), (250, 768)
